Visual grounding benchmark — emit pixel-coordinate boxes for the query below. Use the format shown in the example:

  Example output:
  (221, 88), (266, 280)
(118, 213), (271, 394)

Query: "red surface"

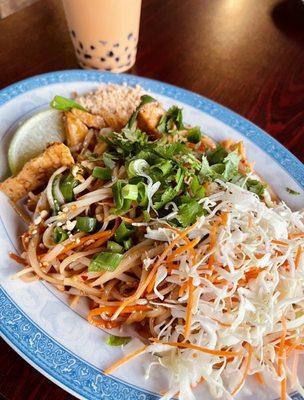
(0, 0), (303, 398)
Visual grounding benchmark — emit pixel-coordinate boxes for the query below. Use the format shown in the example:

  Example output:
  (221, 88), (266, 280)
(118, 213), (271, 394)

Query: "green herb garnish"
(53, 226), (68, 243)
(88, 252), (123, 272)
(50, 95), (86, 112)
(106, 335), (131, 346)
(76, 217), (97, 233)
(286, 187), (300, 196)
(92, 167), (111, 180)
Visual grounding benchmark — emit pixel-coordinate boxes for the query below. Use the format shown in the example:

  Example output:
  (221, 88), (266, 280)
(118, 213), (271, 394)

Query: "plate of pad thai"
(0, 70), (303, 400)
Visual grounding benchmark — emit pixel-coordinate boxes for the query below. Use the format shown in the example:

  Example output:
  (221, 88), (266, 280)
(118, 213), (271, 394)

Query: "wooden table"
(0, 0), (303, 398)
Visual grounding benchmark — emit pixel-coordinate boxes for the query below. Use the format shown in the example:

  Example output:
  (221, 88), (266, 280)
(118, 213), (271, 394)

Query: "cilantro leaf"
(157, 106), (184, 133)
(207, 145), (228, 165)
(286, 187), (300, 196)
(246, 179), (266, 197)
(177, 200), (204, 227)
(222, 151), (240, 180)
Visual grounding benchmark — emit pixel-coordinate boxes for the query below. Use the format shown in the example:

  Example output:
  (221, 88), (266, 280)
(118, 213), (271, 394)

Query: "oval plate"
(0, 70), (303, 400)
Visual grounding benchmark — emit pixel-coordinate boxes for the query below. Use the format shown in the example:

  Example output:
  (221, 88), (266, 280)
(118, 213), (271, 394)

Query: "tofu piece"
(65, 111), (89, 147)
(137, 102), (164, 137)
(71, 108), (106, 129)
(0, 142), (74, 202)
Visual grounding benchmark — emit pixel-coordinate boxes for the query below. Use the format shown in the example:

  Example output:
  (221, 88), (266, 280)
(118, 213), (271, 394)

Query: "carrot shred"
(104, 345), (147, 375)
(150, 338), (242, 358)
(184, 277), (194, 340)
(61, 230), (112, 254)
(221, 212), (229, 227)
(9, 252), (27, 266)
(277, 316), (287, 400)
(289, 233), (304, 239)
(178, 281), (188, 297)
(146, 274), (156, 294)
(295, 246), (302, 269)
(231, 343), (253, 395)
(166, 238), (200, 262)
(111, 222), (199, 320)
(271, 240), (289, 247)
(254, 372), (264, 385)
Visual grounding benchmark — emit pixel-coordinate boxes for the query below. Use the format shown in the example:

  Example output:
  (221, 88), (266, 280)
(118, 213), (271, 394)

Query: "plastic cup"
(62, 0), (142, 73)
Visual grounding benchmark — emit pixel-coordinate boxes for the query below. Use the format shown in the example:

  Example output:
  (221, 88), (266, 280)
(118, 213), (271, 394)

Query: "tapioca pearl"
(71, 30), (76, 38)
(90, 45), (95, 50)
(125, 46), (128, 51)
(107, 51), (114, 57)
(113, 43), (119, 48)
(100, 57), (106, 62)
(76, 49), (81, 55)
(99, 40), (107, 45)
(105, 68), (112, 71)
(84, 54), (92, 59)
(127, 32), (133, 40)
(115, 57), (120, 62)
(79, 41), (83, 49)
(127, 53), (132, 60)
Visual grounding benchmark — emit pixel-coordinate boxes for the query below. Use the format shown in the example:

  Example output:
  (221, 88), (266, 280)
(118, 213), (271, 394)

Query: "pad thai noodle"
(2, 86), (304, 400)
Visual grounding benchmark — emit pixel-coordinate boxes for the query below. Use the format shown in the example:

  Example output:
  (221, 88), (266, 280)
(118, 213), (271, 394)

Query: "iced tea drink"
(62, 0), (142, 72)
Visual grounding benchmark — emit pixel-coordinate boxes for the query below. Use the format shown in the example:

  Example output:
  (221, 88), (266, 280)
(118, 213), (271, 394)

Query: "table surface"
(0, 0), (303, 398)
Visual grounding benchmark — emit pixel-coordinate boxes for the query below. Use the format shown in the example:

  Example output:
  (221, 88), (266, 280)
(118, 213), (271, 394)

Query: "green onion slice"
(106, 335), (131, 346)
(88, 252), (123, 272)
(92, 167), (111, 180)
(76, 217), (97, 233)
(50, 95), (86, 112)
(53, 226), (68, 243)
(107, 241), (124, 253)
(114, 222), (134, 243)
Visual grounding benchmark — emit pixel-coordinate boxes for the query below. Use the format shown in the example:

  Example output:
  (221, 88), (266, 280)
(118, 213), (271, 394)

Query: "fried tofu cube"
(71, 108), (106, 129)
(65, 111), (89, 147)
(0, 142), (74, 202)
(137, 102), (164, 137)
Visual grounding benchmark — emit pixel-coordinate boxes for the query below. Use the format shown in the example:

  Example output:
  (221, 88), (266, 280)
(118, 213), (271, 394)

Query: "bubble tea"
(62, 0), (142, 72)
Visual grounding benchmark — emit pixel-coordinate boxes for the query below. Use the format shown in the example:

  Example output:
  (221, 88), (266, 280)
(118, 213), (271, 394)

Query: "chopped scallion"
(123, 238), (132, 251)
(53, 226), (68, 243)
(106, 335), (131, 346)
(187, 127), (201, 143)
(114, 222), (134, 243)
(76, 217), (97, 233)
(107, 241), (124, 253)
(88, 252), (123, 272)
(92, 167), (111, 180)
(121, 184), (138, 200)
(50, 95), (86, 112)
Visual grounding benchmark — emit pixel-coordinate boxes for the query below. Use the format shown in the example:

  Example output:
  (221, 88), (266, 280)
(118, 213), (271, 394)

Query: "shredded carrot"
(120, 216), (134, 224)
(104, 345), (147, 375)
(208, 223), (218, 269)
(9, 252), (27, 266)
(231, 343), (253, 395)
(111, 222), (199, 320)
(88, 304), (151, 318)
(150, 338), (242, 358)
(61, 230), (112, 254)
(146, 274), (156, 294)
(295, 246), (302, 269)
(277, 317), (287, 400)
(166, 237), (200, 262)
(86, 235), (112, 250)
(184, 277), (194, 340)
(254, 372), (264, 385)
(289, 233), (304, 239)
(178, 281), (188, 297)
(221, 212), (229, 227)
(271, 240), (289, 247)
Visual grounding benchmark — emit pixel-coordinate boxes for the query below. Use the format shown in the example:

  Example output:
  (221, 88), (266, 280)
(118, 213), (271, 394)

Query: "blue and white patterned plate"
(0, 70), (303, 400)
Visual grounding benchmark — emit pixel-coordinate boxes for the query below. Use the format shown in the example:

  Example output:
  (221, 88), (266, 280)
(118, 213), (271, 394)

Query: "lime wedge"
(8, 109), (66, 175)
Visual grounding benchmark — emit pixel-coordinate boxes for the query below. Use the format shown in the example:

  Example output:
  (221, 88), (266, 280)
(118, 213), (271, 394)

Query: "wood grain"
(0, 0), (303, 398)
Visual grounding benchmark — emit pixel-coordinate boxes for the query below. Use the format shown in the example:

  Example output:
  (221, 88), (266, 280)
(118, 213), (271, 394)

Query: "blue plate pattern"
(0, 70), (303, 400)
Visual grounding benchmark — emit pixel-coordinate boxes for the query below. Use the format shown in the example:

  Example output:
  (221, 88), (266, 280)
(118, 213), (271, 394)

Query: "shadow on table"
(271, 0), (304, 41)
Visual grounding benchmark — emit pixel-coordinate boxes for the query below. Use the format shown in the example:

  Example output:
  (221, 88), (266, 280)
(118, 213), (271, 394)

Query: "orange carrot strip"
(221, 212), (229, 227)
(9, 252), (27, 266)
(231, 343), (253, 395)
(178, 281), (188, 297)
(146, 274), (156, 294)
(61, 230), (112, 254)
(295, 246), (302, 269)
(150, 338), (242, 358)
(271, 240), (289, 247)
(104, 346), (147, 375)
(289, 233), (304, 239)
(254, 372), (264, 385)
(277, 317), (287, 400)
(111, 222), (199, 319)
(184, 277), (194, 340)
(88, 304), (151, 318)
(166, 238), (200, 263)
